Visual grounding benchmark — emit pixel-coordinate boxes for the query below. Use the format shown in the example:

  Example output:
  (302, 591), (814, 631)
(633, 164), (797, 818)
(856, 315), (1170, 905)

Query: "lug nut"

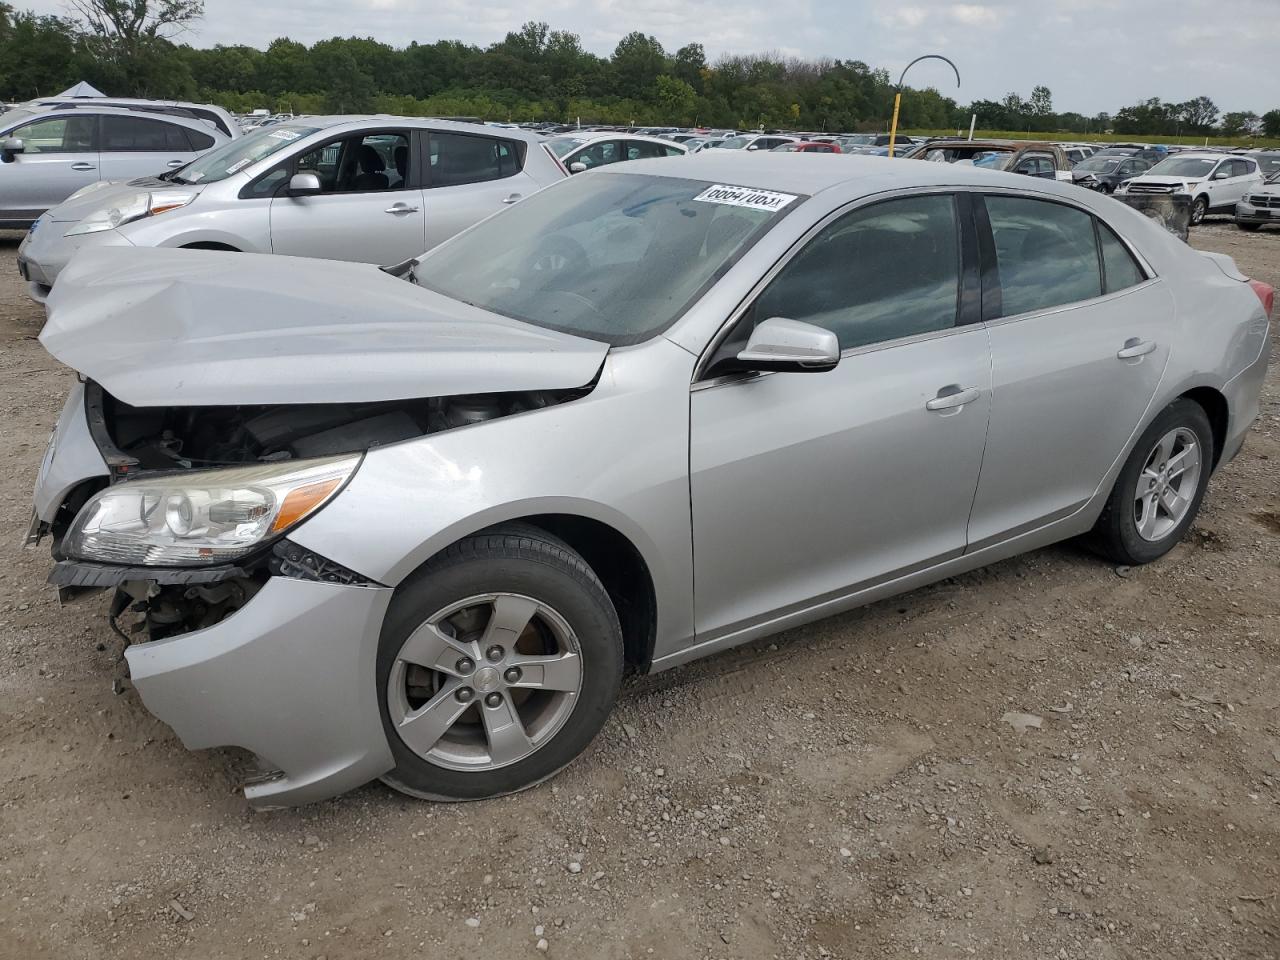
(484, 692), (503, 708)
(455, 687), (474, 703)
(503, 666), (522, 684)
(455, 657), (475, 675)
(485, 645), (504, 662)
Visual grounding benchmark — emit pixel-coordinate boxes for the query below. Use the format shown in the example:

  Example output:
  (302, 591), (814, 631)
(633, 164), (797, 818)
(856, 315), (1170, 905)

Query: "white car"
(544, 133), (686, 173)
(17, 117), (565, 303)
(1117, 152), (1263, 225)
(714, 134), (799, 152)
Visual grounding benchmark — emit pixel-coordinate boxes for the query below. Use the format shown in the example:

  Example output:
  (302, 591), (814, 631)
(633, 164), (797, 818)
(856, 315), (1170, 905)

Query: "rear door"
(966, 193), (1172, 547)
(0, 114), (100, 222)
(422, 130), (539, 249)
(97, 115), (206, 182)
(269, 128), (426, 264)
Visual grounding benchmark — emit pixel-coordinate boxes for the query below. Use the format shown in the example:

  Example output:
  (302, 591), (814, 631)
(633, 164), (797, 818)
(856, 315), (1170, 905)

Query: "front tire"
(1190, 196), (1209, 225)
(377, 524), (623, 801)
(1089, 399), (1213, 565)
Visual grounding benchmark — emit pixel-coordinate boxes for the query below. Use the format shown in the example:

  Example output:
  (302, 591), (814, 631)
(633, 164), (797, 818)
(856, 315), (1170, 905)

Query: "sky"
(22, 0), (1279, 115)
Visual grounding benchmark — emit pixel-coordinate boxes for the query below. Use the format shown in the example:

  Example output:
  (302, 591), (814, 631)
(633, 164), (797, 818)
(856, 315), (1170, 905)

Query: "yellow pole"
(888, 92), (902, 158)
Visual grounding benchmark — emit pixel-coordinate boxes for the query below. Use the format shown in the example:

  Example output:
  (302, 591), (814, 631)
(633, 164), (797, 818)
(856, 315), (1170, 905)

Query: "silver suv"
(1, 105), (230, 229)
(17, 116), (567, 303)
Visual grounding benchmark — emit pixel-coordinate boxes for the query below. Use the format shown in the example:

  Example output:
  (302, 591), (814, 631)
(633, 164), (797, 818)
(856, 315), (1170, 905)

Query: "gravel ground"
(0, 220), (1277, 960)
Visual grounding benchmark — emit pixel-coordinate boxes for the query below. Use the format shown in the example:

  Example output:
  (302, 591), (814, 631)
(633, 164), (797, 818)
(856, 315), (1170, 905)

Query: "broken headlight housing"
(63, 455), (359, 566)
(63, 190), (195, 236)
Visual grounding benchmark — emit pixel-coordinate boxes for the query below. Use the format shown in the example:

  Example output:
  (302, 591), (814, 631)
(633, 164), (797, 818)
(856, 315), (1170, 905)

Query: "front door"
(0, 114), (100, 222)
(966, 194), (1172, 547)
(270, 128), (426, 265)
(690, 193), (992, 638)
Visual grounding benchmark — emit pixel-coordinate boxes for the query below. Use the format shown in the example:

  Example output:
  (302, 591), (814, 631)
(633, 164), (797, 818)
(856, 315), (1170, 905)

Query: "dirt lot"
(0, 220), (1277, 960)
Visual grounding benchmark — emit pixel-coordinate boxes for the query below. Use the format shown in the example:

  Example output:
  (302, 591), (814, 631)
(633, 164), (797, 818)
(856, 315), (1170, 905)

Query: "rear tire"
(1088, 399), (1213, 565)
(377, 523), (623, 801)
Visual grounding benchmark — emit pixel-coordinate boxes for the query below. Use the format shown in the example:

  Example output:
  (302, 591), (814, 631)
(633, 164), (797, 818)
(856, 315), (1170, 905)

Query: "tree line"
(2, 1), (1277, 139)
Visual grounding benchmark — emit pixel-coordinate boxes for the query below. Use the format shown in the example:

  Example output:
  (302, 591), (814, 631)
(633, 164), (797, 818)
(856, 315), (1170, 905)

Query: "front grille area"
(1247, 194), (1280, 209)
(1128, 184), (1176, 195)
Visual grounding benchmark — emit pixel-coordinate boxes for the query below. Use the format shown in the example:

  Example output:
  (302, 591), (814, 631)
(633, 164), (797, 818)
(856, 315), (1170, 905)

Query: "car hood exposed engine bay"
(35, 247), (607, 637)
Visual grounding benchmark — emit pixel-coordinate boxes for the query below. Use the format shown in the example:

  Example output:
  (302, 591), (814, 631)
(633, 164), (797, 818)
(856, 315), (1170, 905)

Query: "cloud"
(947, 4), (1000, 26)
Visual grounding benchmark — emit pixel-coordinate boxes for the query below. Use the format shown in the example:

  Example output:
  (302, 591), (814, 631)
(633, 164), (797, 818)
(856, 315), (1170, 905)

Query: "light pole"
(888, 54), (961, 158)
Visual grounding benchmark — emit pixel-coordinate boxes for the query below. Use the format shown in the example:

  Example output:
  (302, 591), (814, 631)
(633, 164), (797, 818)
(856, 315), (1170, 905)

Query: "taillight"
(1248, 278), (1275, 319)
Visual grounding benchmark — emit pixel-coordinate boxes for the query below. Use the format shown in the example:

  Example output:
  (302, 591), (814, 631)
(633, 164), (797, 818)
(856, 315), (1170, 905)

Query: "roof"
(601, 150), (1075, 198)
(545, 132), (686, 148)
(275, 115), (548, 143)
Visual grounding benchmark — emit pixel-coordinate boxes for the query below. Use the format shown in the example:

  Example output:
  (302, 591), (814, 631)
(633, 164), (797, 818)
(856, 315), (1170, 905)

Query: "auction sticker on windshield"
(693, 184), (798, 212)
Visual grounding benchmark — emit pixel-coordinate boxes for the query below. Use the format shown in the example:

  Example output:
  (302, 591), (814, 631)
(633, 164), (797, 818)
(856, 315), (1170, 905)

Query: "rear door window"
(984, 196), (1101, 316)
(101, 115), (192, 152)
(428, 132), (522, 186)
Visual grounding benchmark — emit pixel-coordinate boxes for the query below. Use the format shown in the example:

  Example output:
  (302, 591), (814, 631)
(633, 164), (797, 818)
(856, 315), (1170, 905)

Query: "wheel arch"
(179, 240), (241, 252)
(1178, 385), (1229, 467)
(389, 507), (660, 673)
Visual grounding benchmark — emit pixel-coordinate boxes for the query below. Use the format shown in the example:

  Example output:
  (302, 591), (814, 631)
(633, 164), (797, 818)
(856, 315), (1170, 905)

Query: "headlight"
(63, 455), (360, 566)
(64, 190), (195, 237)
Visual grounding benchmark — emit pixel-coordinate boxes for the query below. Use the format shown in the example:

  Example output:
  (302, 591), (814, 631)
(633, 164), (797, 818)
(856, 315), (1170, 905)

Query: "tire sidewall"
(1192, 197), (1208, 225)
(376, 546), (623, 801)
(1109, 400), (1213, 564)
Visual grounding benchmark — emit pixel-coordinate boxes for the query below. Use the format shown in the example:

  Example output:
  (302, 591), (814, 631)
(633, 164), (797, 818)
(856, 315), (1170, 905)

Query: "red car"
(771, 141), (840, 153)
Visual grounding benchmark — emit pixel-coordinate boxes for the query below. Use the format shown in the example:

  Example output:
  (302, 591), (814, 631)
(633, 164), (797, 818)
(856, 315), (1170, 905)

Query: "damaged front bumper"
(124, 574), (396, 809)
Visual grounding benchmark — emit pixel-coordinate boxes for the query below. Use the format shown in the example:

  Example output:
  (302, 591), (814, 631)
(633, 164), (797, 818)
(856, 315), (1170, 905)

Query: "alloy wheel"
(1133, 427), (1202, 542)
(386, 593), (584, 771)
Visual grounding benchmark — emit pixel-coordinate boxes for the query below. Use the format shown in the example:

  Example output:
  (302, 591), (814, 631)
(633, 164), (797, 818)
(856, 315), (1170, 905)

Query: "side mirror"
(568, 161), (587, 174)
(1212, 169), (1229, 181)
(746, 144), (759, 151)
(2, 137), (25, 162)
(737, 317), (840, 373)
(288, 172), (322, 195)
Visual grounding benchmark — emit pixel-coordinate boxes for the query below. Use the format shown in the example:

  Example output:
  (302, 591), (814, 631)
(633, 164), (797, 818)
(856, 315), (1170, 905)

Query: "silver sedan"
(17, 116), (565, 303)
(32, 154), (1273, 807)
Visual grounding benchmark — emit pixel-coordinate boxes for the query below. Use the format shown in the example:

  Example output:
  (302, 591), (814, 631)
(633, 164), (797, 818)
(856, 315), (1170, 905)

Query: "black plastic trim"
(48, 559), (250, 588)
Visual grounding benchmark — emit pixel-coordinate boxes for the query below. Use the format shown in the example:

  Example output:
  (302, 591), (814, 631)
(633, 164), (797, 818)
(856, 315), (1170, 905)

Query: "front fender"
(289, 340), (699, 654)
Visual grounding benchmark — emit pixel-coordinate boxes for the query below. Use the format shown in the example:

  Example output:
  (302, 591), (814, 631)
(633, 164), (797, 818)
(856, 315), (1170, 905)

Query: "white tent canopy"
(54, 81), (106, 98)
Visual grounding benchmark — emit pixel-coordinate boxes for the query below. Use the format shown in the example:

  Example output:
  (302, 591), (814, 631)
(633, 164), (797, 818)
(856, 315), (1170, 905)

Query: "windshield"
(1146, 157), (1218, 178)
(718, 136), (750, 149)
(1258, 155), (1280, 177)
(840, 134), (875, 145)
(1075, 157), (1123, 173)
(547, 137), (588, 158)
(414, 173), (801, 345)
(171, 125), (319, 184)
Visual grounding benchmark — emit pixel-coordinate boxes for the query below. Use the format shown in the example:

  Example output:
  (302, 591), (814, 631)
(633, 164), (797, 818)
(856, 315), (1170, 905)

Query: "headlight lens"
(64, 190), (194, 236)
(64, 455), (360, 566)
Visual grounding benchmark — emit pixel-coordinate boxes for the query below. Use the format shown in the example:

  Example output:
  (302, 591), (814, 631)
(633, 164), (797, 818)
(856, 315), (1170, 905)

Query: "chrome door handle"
(1116, 338), (1156, 359)
(925, 386), (981, 412)
(501, 194), (522, 204)
(384, 204), (420, 215)
(166, 159), (185, 167)
(70, 163), (96, 171)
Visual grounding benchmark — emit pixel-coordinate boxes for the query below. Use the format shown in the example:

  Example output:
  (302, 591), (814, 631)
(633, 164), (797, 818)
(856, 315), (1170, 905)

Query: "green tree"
(1263, 110), (1280, 139)
(654, 75), (696, 124)
(612, 31), (665, 100)
(673, 42), (706, 93)
(1220, 111), (1258, 137)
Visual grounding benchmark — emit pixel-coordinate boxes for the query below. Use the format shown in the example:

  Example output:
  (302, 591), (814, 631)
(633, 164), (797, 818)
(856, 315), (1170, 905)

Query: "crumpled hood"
(42, 177), (199, 223)
(40, 247), (609, 407)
